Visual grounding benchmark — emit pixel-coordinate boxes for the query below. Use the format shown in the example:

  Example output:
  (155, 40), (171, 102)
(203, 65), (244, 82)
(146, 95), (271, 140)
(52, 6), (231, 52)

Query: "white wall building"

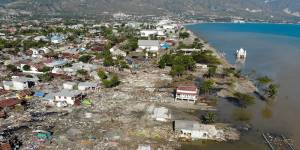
(54, 89), (82, 106)
(138, 40), (160, 52)
(174, 120), (220, 140)
(63, 82), (77, 90)
(78, 82), (99, 91)
(109, 47), (127, 57)
(31, 47), (50, 58)
(140, 30), (158, 37)
(151, 107), (171, 122)
(175, 86), (198, 103)
(3, 76), (36, 91)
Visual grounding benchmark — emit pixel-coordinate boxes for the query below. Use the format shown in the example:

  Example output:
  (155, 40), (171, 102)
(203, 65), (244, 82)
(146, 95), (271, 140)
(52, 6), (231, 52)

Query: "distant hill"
(1, 0), (300, 21)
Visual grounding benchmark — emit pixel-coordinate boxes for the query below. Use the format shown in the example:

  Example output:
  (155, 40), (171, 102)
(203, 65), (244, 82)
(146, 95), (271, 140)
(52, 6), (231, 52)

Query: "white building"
(151, 107), (171, 122)
(174, 120), (220, 140)
(51, 34), (65, 44)
(109, 47), (127, 57)
(196, 64), (208, 70)
(54, 89), (82, 106)
(236, 48), (247, 59)
(180, 48), (203, 55)
(140, 30), (158, 37)
(63, 82), (77, 90)
(137, 145), (151, 150)
(2, 76), (36, 91)
(51, 67), (64, 74)
(31, 47), (50, 58)
(33, 36), (48, 42)
(138, 40), (160, 52)
(45, 60), (68, 68)
(78, 82), (99, 91)
(175, 86), (198, 103)
(68, 24), (84, 29)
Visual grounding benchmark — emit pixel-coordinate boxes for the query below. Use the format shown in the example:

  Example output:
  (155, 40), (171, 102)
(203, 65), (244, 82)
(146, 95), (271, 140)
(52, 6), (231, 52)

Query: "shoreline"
(183, 22), (300, 26)
(185, 28), (257, 96)
(186, 30), (232, 68)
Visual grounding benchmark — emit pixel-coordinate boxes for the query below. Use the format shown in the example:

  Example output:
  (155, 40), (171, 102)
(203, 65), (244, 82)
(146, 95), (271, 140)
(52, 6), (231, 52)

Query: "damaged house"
(173, 120), (222, 140)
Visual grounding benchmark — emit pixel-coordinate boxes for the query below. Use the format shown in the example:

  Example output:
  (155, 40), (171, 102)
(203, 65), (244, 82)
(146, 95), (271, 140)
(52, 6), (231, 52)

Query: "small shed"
(63, 82), (77, 90)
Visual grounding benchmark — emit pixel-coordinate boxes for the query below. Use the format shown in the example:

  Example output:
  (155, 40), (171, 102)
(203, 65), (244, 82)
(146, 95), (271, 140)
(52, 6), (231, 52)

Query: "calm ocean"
(185, 23), (300, 149)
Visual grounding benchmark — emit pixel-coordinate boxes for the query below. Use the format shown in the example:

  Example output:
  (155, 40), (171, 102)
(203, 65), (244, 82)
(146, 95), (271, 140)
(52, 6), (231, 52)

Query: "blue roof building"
(34, 91), (46, 97)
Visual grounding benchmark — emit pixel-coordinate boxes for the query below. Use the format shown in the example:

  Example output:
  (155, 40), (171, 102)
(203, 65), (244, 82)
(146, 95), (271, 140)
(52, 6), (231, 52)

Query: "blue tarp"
(34, 92), (45, 97)
(160, 42), (170, 49)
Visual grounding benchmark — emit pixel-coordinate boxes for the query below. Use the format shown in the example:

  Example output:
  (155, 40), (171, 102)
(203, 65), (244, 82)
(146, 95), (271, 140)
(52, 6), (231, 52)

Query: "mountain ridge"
(1, 0), (300, 21)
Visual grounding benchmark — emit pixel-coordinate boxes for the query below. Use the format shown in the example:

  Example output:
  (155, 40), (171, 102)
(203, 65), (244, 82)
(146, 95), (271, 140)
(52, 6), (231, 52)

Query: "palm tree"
(265, 84), (279, 98)
(201, 112), (216, 124)
(201, 79), (214, 95)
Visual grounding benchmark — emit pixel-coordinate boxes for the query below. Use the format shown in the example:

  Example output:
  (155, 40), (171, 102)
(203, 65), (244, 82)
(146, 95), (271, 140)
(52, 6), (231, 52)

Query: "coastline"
(185, 28), (257, 96)
(183, 22), (300, 26)
(186, 29), (232, 68)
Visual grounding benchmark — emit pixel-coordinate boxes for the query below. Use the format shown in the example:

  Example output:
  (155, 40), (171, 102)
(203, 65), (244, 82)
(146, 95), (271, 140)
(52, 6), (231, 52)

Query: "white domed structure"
(236, 48), (247, 59)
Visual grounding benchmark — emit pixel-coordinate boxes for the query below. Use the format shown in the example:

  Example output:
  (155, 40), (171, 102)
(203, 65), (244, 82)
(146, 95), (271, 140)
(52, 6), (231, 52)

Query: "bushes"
(38, 66), (51, 72)
(38, 73), (53, 82)
(98, 69), (120, 88)
(78, 55), (92, 63)
(201, 112), (216, 124)
(102, 74), (120, 88)
(6, 64), (18, 72)
(191, 51), (221, 65)
(158, 53), (196, 77)
(179, 32), (190, 39)
(77, 69), (88, 76)
(22, 65), (31, 71)
(97, 69), (107, 80)
(233, 92), (255, 108)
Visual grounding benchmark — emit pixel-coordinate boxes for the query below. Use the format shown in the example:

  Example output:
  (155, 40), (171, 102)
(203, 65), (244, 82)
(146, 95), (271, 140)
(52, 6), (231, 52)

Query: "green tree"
(191, 51), (221, 65)
(22, 65), (31, 71)
(265, 84), (279, 98)
(6, 64), (18, 72)
(38, 73), (53, 82)
(100, 50), (112, 58)
(110, 74), (120, 87)
(79, 55), (92, 63)
(179, 32), (190, 39)
(256, 76), (273, 86)
(201, 112), (216, 124)
(122, 38), (138, 52)
(77, 69), (88, 76)
(208, 66), (217, 78)
(102, 74), (120, 88)
(97, 69), (107, 80)
(201, 79), (215, 95)
(233, 92), (255, 108)
(38, 66), (51, 72)
(158, 59), (166, 68)
(170, 65), (185, 77)
(120, 60), (129, 69)
(103, 56), (114, 67)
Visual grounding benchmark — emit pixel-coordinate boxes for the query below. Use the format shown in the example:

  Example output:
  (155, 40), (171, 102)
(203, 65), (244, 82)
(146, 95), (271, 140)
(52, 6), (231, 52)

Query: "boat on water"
(235, 48), (247, 59)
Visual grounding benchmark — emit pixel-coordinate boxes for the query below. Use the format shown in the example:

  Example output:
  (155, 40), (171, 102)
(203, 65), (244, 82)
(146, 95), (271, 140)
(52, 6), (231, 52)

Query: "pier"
(262, 133), (296, 150)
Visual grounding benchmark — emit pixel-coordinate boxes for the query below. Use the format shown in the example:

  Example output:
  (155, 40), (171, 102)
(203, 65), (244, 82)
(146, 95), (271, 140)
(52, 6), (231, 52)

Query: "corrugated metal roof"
(138, 40), (160, 46)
